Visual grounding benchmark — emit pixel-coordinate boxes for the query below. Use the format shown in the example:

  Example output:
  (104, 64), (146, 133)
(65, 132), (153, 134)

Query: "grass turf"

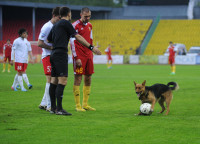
(0, 64), (200, 144)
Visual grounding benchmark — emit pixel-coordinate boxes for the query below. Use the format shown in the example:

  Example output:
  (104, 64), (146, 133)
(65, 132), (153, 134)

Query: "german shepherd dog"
(134, 80), (179, 115)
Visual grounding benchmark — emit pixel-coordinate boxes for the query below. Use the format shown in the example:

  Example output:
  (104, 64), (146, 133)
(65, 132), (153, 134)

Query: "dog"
(134, 80), (179, 115)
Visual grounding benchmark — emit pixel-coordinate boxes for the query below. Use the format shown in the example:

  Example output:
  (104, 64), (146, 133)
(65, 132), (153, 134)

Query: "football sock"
(45, 83), (51, 109)
(18, 75), (25, 90)
(73, 85), (81, 108)
(22, 73), (30, 86)
(49, 83), (57, 110)
(83, 85), (91, 107)
(56, 84), (65, 111)
(107, 62), (109, 68)
(8, 64), (11, 71)
(3, 63), (6, 71)
(172, 66), (176, 73)
(40, 83), (50, 107)
(109, 61), (112, 67)
(12, 74), (18, 88)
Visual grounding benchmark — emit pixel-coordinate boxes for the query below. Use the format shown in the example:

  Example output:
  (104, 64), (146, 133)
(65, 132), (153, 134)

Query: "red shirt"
(71, 20), (93, 59)
(168, 46), (176, 58)
(3, 43), (12, 57)
(105, 47), (112, 56)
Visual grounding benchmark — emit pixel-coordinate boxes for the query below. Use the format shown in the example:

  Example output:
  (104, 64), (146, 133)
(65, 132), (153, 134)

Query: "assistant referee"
(47, 6), (101, 115)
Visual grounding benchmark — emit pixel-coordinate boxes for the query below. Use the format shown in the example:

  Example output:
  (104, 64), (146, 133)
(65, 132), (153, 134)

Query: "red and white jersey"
(3, 43), (12, 57)
(38, 21), (53, 59)
(167, 45), (177, 58)
(105, 47), (112, 56)
(70, 20), (93, 59)
(12, 37), (32, 63)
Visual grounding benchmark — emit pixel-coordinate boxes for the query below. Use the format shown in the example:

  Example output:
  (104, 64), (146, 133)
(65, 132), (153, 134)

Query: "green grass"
(0, 64), (200, 144)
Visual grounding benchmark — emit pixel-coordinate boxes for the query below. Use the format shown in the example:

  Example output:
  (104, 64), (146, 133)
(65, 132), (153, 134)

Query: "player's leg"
(73, 74), (85, 112)
(18, 71), (26, 91)
(15, 62), (26, 91)
(82, 58), (95, 111)
(83, 74), (95, 111)
(11, 73), (18, 91)
(72, 57), (85, 112)
(51, 52), (71, 115)
(22, 64), (32, 89)
(8, 56), (11, 73)
(40, 56), (51, 111)
(49, 77), (58, 113)
(2, 57), (7, 72)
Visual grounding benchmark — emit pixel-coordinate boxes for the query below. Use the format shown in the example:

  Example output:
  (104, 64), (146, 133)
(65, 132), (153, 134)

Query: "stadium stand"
(91, 20), (152, 55)
(144, 20), (200, 55)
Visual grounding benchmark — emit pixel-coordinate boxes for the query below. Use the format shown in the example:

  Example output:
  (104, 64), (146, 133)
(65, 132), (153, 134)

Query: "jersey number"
(47, 66), (51, 72)
(17, 66), (22, 70)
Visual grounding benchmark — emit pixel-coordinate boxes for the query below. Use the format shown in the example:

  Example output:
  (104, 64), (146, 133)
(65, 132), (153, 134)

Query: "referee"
(47, 6), (101, 115)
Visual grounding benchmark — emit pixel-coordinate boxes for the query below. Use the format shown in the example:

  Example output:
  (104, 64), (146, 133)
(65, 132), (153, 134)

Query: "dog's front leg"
(150, 100), (156, 113)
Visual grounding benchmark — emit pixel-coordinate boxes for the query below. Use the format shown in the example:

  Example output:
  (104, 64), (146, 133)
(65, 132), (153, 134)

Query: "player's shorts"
(107, 55), (112, 60)
(73, 55), (94, 75)
(4, 56), (11, 62)
(15, 62), (28, 72)
(50, 49), (68, 77)
(169, 57), (175, 64)
(42, 55), (51, 75)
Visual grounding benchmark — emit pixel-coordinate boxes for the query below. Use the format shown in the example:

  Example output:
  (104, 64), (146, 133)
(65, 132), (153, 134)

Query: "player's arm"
(28, 51), (34, 63)
(10, 46), (15, 66)
(38, 40), (53, 50)
(74, 34), (101, 55)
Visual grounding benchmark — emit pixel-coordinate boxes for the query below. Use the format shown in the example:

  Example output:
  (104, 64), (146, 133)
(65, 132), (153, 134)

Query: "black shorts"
(50, 49), (68, 77)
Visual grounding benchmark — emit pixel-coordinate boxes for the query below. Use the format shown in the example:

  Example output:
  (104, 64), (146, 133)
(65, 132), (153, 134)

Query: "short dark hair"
(18, 28), (27, 36)
(169, 41), (173, 44)
(52, 7), (60, 16)
(59, 6), (71, 18)
(81, 7), (90, 13)
(7, 39), (10, 42)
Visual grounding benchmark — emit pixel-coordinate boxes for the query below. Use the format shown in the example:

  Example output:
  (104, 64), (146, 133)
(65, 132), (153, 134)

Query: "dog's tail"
(167, 82), (179, 91)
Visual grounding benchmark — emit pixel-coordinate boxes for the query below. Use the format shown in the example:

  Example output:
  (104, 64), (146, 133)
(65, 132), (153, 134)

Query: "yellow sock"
(83, 85), (91, 107)
(8, 64), (11, 71)
(107, 62), (109, 68)
(73, 85), (81, 108)
(3, 63), (6, 71)
(171, 66), (173, 72)
(109, 61), (112, 67)
(172, 66), (176, 73)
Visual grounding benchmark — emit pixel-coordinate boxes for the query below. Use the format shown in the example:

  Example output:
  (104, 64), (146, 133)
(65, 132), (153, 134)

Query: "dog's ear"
(134, 81), (137, 86)
(142, 80), (146, 86)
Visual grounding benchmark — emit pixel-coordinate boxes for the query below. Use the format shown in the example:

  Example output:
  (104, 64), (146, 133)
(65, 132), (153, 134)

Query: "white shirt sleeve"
(39, 25), (50, 41)
(28, 41), (32, 51)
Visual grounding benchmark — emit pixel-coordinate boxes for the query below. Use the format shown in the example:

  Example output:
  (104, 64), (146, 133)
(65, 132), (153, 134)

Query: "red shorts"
(15, 62), (28, 72)
(169, 57), (175, 64)
(4, 56), (11, 62)
(73, 56), (94, 75)
(42, 56), (51, 75)
(107, 55), (112, 60)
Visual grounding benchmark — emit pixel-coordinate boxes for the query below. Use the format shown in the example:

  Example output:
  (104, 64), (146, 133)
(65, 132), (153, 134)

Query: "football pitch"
(0, 63), (200, 144)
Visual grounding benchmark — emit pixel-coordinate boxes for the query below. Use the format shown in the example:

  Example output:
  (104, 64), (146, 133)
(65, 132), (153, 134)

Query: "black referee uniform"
(47, 19), (77, 115)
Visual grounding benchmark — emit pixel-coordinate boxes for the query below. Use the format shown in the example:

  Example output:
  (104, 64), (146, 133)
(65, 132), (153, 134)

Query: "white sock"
(22, 73), (30, 86)
(40, 93), (47, 106)
(18, 76), (25, 90)
(12, 74), (18, 88)
(45, 83), (51, 109)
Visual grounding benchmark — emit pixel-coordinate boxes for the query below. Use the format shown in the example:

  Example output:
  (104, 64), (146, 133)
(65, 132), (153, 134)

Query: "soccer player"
(167, 41), (177, 75)
(38, 7), (60, 111)
(10, 28), (33, 91)
(105, 44), (112, 69)
(2, 39), (12, 73)
(70, 7), (99, 112)
(47, 6), (101, 115)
